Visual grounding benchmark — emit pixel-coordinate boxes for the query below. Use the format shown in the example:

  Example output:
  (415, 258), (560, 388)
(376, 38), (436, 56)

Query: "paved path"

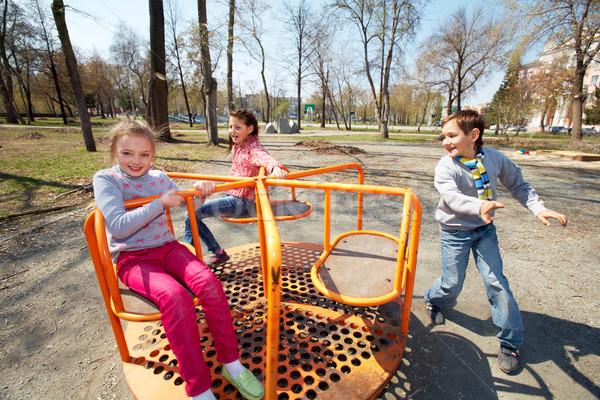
(191, 139), (599, 400)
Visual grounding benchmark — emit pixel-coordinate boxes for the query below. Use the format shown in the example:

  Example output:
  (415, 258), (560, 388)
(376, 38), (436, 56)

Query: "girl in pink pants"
(93, 120), (264, 400)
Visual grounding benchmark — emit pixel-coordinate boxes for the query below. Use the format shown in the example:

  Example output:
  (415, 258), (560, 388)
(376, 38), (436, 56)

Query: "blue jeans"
(424, 223), (524, 349)
(183, 195), (254, 254)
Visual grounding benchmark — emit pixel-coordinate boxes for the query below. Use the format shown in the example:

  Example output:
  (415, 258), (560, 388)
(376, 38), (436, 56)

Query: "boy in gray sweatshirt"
(424, 110), (567, 373)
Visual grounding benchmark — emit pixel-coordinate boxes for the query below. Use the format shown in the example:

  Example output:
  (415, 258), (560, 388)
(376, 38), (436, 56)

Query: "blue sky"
(62, 0), (505, 106)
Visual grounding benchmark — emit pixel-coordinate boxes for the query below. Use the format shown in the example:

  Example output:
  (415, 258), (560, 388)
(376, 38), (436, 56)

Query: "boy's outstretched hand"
(537, 210), (568, 227)
(480, 201), (505, 224)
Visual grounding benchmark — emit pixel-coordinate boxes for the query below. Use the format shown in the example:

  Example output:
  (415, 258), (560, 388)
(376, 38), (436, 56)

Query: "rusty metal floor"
(122, 242), (408, 400)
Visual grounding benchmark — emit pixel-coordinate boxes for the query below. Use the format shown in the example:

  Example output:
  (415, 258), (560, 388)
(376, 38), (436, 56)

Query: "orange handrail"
(84, 211), (132, 361)
(282, 163), (364, 230)
(253, 172), (282, 400)
(84, 163), (421, 399)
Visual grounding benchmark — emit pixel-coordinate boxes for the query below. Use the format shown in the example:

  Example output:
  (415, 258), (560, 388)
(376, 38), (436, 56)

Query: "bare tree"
(83, 53), (114, 119)
(284, 0), (315, 130)
(409, 56), (445, 130)
(425, 7), (510, 114)
(31, 0), (68, 124)
(414, 37), (457, 117)
(502, 0), (600, 141)
(146, 0), (171, 140)
(331, 60), (359, 130)
(110, 23), (149, 117)
(238, 0), (272, 122)
(526, 54), (574, 132)
(308, 11), (336, 129)
(486, 58), (532, 136)
(0, 0), (22, 123)
(51, 0), (96, 151)
(332, 0), (422, 138)
(227, 0), (235, 111)
(197, 0), (219, 146)
(165, 0), (193, 127)
(5, 1), (37, 123)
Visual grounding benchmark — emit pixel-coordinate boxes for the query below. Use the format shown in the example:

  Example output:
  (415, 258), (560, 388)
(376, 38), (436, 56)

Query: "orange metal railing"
(84, 163), (420, 400)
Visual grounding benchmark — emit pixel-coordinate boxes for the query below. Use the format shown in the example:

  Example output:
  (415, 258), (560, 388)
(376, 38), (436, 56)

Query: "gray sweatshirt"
(434, 147), (547, 231)
(93, 166), (179, 263)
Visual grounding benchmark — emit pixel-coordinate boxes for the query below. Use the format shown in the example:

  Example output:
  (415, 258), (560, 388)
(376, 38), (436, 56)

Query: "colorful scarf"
(456, 148), (492, 200)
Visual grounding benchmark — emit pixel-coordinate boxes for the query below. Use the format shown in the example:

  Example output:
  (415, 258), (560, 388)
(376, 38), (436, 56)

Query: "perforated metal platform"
(122, 242), (408, 400)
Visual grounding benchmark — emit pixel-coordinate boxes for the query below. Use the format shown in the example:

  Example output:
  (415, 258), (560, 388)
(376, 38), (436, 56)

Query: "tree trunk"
(168, 11), (193, 127)
(177, 56), (192, 127)
(539, 107), (547, 132)
(320, 68), (327, 128)
(0, 67), (18, 123)
(98, 94), (106, 119)
(147, 0), (171, 140)
(257, 39), (270, 123)
(296, 64), (302, 130)
(24, 70), (35, 122)
(227, 0), (235, 112)
(418, 93), (430, 133)
(571, 57), (585, 142)
(198, 0), (219, 146)
(49, 57), (68, 124)
(51, 0), (96, 152)
(0, 1), (18, 124)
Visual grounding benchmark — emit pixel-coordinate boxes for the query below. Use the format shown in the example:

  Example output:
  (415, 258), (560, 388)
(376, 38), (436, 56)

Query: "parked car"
(549, 126), (566, 133)
(582, 127), (598, 136)
(489, 124), (507, 132)
(558, 126), (572, 134)
(506, 125), (527, 133)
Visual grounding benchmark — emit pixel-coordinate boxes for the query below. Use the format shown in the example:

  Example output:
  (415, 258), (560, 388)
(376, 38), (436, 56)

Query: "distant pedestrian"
(424, 110), (567, 374)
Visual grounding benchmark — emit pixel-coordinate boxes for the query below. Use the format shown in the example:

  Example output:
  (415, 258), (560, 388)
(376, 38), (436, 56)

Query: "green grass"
(0, 122), (225, 216)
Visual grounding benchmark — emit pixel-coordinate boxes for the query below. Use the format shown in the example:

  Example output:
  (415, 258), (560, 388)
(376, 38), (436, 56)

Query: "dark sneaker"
(426, 303), (445, 325)
(498, 345), (520, 373)
(207, 250), (230, 267)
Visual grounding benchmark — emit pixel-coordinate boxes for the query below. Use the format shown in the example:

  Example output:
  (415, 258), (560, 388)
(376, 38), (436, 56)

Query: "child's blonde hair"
(107, 119), (157, 162)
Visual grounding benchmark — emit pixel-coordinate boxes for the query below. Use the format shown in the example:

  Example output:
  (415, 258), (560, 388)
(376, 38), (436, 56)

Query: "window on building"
(591, 75), (599, 85)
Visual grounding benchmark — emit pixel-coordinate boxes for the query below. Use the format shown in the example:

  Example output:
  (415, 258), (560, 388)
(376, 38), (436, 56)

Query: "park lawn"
(0, 124), (226, 218)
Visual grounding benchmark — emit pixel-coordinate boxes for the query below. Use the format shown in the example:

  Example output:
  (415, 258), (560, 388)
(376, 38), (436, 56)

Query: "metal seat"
(221, 166), (314, 223)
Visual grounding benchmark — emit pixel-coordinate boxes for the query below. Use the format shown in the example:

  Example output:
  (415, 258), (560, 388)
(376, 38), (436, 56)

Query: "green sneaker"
(222, 365), (265, 400)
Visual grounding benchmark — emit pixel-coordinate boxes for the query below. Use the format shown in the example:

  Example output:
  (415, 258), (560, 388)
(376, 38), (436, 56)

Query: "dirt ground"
(1, 136), (599, 400)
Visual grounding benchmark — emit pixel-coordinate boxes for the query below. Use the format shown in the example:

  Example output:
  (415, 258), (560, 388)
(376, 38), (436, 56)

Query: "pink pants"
(117, 240), (239, 397)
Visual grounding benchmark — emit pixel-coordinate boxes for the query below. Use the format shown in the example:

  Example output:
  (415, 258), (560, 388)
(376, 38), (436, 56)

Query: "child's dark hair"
(107, 119), (156, 163)
(443, 109), (485, 149)
(228, 109), (259, 149)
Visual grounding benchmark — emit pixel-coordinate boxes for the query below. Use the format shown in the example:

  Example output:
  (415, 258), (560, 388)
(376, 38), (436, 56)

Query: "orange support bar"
(84, 163), (421, 400)
(254, 173), (282, 400)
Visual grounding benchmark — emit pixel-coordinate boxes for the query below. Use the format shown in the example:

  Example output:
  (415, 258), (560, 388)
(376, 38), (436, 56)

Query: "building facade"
(523, 41), (600, 131)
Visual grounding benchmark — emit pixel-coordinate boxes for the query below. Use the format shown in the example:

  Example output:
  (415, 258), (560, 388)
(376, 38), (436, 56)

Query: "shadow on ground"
(379, 308), (600, 399)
